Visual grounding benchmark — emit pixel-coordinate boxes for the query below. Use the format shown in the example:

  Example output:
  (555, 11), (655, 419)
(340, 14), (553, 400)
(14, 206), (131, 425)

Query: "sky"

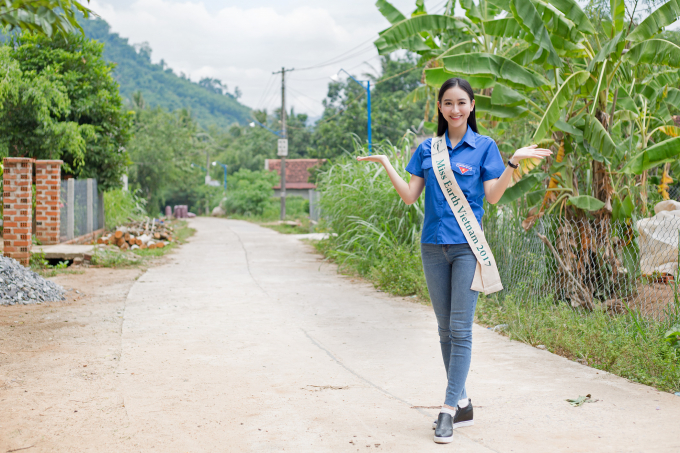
(89, 0), (453, 118)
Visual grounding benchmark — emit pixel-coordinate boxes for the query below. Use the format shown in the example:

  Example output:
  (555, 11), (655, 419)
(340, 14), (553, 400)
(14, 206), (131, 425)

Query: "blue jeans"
(421, 243), (479, 407)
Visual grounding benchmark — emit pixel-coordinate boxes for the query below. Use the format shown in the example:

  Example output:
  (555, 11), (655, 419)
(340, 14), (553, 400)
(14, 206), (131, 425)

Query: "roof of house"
(265, 159), (325, 190)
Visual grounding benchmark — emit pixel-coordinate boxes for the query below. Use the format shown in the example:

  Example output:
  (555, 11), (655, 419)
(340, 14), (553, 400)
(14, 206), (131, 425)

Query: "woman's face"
(437, 86), (474, 130)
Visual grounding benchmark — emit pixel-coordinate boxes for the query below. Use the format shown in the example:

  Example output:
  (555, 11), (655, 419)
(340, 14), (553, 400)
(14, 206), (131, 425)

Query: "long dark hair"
(437, 78), (478, 137)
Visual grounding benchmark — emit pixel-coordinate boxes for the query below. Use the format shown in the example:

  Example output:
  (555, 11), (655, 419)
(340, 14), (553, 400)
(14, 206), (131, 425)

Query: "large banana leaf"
(510, 0), (562, 67)
(545, 0), (595, 34)
(623, 136), (680, 174)
(587, 31), (625, 71)
(376, 0), (406, 24)
(487, 0), (511, 9)
(459, 0), (485, 23)
(568, 195), (605, 211)
(627, 0), (680, 42)
(623, 39), (680, 68)
(534, 0), (580, 42)
(583, 114), (618, 158)
(533, 71), (590, 141)
(442, 53), (550, 89)
(378, 15), (466, 45)
(665, 87), (680, 106)
(610, 0), (626, 33)
(483, 17), (525, 38)
(554, 119), (583, 137)
(424, 67), (496, 89)
(615, 87), (639, 116)
(437, 40), (475, 58)
(475, 94), (529, 119)
(490, 83), (527, 106)
(644, 69), (680, 87)
(498, 174), (544, 204)
(375, 35), (432, 55)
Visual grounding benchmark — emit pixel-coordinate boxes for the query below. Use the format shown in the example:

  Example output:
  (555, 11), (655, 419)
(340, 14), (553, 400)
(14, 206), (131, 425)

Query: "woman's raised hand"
(511, 145), (552, 164)
(357, 155), (389, 165)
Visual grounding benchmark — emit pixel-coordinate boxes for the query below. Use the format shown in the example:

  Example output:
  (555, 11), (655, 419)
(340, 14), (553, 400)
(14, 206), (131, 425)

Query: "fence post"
(86, 178), (94, 234)
(34, 160), (63, 245)
(2, 157), (35, 266)
(98, 190), (105, 230)
(67, 178), (75, 240)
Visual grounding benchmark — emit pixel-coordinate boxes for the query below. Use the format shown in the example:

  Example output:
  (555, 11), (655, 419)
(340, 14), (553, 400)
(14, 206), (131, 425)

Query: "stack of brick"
(34, 160), (62, 245)
(2, 158), (35, 266)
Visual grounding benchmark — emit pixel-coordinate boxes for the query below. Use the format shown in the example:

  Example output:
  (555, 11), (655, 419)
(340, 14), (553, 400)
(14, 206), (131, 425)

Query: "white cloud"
(90, 0), (413, 117)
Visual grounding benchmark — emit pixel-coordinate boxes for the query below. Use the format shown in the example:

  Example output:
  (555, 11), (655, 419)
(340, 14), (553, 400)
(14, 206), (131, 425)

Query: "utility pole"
(280, 67), (286, 220)
(273, 66), (293, 220)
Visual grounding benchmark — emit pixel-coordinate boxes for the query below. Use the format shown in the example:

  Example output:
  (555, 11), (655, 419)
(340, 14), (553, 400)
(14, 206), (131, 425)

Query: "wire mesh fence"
(59, 179), (104, 242)
(484, 208), (680, 324)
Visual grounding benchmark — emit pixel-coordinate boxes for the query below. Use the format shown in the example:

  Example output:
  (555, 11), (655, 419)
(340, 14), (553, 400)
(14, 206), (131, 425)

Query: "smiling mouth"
(450, 115), (463, 120)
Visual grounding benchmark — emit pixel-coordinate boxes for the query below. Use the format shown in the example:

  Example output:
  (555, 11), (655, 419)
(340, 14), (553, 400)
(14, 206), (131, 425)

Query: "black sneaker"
(432, 399), (474, 430)
(433, 412), (454, 444)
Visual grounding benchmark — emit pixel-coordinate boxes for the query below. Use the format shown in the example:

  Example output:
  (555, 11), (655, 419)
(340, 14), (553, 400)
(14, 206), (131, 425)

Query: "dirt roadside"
(0, 265), (145, 452)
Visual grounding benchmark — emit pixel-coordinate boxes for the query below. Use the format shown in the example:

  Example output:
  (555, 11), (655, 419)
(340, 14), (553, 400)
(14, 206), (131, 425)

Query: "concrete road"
(118, 217), (680, 452)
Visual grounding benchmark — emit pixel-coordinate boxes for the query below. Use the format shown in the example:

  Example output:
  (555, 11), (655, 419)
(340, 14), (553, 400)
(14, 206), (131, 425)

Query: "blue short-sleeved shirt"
(406, 126), (505, 245)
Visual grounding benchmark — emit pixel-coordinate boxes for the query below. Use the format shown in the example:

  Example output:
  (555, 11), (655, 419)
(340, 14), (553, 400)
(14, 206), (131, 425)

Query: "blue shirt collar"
(444, 125), (477, 150)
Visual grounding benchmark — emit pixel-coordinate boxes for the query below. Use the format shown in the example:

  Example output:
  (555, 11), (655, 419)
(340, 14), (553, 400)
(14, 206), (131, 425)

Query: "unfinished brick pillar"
(2, 157), (35, 266)
(34, 160), (62, 245)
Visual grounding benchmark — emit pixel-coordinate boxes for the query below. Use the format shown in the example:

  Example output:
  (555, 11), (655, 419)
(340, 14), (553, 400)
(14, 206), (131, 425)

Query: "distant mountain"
(81, 17), (251, 129)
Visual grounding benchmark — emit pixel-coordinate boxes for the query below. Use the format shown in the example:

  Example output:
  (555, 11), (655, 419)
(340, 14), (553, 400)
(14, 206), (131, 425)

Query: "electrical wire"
(292, 34), (380, 72)
(288, 86), (325, 107)
(288, 92), (322, 117)
(255, 74), (276, 110)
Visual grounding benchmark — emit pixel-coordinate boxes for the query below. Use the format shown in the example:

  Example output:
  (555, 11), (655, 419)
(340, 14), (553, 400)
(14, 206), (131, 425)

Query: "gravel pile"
(0, 256), (66, 306)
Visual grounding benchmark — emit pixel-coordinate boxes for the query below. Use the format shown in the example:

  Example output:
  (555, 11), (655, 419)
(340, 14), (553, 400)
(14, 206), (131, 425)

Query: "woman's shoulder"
(472, 131), (496, 145)
(472, 131), (499, 153)
(414, 137), (434, 157)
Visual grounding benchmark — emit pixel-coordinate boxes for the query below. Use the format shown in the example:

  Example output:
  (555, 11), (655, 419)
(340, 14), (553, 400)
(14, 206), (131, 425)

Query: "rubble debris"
(98, 219), (174, 250)
(0, 256), (65, 306)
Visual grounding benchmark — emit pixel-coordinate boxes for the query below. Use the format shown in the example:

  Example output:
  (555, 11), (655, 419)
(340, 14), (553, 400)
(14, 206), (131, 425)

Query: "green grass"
(476, 294), (680, 393)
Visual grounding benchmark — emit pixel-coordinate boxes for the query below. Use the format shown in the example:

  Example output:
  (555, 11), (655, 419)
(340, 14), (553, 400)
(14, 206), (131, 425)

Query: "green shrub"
(222, 169), (279, 216)
(260, 196), (309, 220)
(104, 189), (146, 229)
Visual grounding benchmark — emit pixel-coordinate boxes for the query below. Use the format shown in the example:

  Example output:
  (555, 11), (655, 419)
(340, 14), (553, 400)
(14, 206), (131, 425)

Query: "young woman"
(358, 78), (551, 444)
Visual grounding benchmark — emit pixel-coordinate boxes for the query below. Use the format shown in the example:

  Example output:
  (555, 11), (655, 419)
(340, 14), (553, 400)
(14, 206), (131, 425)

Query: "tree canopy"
(0, 31), (132, 190)
(0, 0), (91, 36)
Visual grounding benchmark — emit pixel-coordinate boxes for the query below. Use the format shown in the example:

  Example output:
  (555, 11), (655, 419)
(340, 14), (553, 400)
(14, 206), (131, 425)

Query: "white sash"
(431, 135), (503, 295)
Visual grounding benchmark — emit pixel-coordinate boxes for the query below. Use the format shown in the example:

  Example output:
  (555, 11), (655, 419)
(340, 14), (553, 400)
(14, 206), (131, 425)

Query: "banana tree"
(376, 0), (530, 129)
(376, 0), (680, 220)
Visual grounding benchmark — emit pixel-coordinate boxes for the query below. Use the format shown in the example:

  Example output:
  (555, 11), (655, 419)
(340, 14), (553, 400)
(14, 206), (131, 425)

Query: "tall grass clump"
(315, 134), (428, 299)
(104, 188), (147, 229)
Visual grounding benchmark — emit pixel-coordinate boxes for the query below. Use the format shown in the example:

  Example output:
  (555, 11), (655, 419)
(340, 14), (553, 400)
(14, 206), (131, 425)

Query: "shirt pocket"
(451, 162), (477, 177)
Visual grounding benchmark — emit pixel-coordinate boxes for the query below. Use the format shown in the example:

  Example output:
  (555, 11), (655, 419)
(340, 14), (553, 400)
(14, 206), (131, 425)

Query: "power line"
(293, 38), (379, 72)
(255, 74), (276, 110)
(288, 91), (322, 117)
(287, 86), (325, 107)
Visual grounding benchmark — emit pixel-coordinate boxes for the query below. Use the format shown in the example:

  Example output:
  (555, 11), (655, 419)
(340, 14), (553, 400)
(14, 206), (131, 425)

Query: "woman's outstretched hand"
(510, 145), (552, 165)
(357, 155), (389, 165)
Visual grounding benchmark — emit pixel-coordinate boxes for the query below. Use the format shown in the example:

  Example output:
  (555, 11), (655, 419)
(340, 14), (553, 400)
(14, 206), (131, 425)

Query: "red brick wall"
(35, 160), (62, 245)
(2, 157), (35, 266)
